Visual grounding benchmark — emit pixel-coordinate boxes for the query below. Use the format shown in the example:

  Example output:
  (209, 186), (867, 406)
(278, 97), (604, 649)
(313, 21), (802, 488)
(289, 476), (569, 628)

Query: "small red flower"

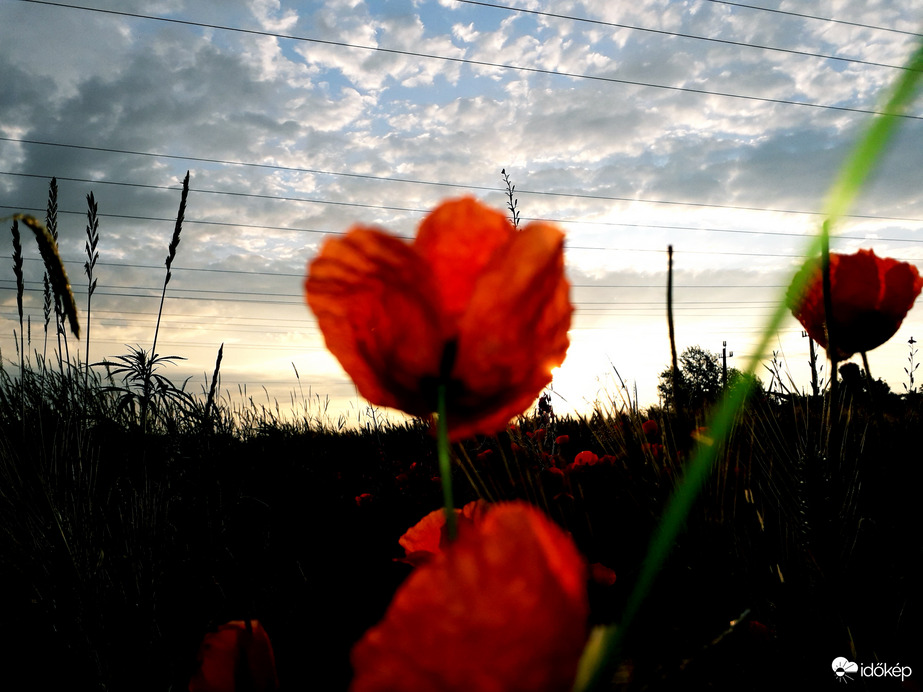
(641, 443), (663, 461)
(641, 419), (659, 436)
(542, 466), (566, 484)
(786, 249), (922, 359)
(306, 198), (572, 441)
(351, 502), (588, 692)
(188, 620), (278, 692)
(555, 434), (570, 446)
(526, 428), (545, 442)
(397, 500), (489, 567)
(589, 562), (617, 587)
(355, 493), (374, 507)
(573, 450), (599, 467)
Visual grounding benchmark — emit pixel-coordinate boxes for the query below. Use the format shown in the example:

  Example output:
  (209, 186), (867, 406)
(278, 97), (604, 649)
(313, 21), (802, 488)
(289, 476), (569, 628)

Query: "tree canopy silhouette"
(658, 345), (759, 409)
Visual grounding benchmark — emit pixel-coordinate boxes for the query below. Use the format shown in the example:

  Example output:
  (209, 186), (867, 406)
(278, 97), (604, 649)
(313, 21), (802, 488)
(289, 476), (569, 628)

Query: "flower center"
(419, 339), (465, 414)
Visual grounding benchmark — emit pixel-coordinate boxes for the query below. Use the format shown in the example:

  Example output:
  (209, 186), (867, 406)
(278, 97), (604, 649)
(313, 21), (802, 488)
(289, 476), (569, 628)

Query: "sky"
(2, 0), (922, 427)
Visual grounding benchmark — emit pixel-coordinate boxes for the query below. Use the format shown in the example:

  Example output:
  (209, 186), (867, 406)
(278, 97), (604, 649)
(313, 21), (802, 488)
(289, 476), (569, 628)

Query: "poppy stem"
(861, 351), (883, 432)
(436, 383), (458, 540)
(820, 220), (839, 407)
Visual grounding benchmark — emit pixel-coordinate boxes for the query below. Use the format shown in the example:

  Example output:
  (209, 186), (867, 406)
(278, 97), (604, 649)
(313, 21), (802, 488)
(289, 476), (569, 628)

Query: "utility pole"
(722, 341), (733, 388)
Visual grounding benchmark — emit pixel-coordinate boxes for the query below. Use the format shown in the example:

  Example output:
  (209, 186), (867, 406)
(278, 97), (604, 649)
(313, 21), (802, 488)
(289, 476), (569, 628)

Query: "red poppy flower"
(397, 500), (489, 567)
(526, 428), (545, 442)
(305, 197), (572, 441)
(351, 502), (588, 692)
(589, 562), (617, 587)
(573, 450), (599, 467)
(641, 419), (658, 436)
(786, 249), (922, 359)
(188, 620), (278, 692)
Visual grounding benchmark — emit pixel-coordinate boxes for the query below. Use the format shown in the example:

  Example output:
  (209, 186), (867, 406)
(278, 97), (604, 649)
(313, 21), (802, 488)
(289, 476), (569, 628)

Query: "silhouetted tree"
(658, 345), (761, 409)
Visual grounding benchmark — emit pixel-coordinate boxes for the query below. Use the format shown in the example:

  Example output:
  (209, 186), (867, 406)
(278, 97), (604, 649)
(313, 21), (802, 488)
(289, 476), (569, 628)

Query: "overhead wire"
(702, 0), (923, 38)
(454, 0), (918, 71)
(12, 0), (923, 120)
(6, 168), (923, 228)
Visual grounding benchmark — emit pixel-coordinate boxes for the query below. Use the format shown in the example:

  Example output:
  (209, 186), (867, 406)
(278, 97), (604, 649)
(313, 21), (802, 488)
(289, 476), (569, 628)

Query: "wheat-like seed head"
(15, 214), (80, 339)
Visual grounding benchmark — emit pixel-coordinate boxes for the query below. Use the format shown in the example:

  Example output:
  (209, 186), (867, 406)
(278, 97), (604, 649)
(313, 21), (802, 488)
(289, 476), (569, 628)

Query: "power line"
(454, 0), (917, 71)
(703, 0), (923, 38)
(0, 277), (788, 307)
(11, 255), (303, 279)
(14, 0), (923, 120)
(6, 210), (923, 285)
(7, 205), (918, 261)
(7, 164), (923, 224)
(0, 142), (490, 196)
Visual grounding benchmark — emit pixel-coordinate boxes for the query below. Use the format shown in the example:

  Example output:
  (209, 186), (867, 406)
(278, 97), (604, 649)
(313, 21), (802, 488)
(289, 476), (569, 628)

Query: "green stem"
(437, 384), (457, 540)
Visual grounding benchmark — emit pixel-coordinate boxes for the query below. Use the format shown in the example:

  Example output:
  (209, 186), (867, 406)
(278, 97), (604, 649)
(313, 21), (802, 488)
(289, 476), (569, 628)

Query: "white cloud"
(2, 0), (921, 413)
(249, 0), (299, 32)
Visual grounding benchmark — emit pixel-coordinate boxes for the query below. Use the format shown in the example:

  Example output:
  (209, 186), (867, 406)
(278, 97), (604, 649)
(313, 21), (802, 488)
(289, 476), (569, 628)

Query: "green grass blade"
(574, 37), (923, 692)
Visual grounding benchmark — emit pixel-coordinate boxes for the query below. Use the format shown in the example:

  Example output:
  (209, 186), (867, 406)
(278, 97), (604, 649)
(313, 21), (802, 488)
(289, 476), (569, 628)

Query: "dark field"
(1, 358), (920, 690)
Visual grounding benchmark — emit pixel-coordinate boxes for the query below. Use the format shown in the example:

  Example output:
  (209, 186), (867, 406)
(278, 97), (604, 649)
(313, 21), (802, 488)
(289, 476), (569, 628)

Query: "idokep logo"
(832, 657), (912, 683)
(832, 658), (858, 682)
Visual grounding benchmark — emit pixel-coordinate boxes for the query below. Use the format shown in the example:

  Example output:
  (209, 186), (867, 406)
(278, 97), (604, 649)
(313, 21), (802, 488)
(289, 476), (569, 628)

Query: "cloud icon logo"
(832, 657), (859, 680)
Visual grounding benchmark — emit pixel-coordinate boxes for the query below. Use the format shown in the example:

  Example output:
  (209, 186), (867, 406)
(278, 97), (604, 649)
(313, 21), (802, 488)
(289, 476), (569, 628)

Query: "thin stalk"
(150, 172), (189, 358)
(42, 274), (51, 372)
(667, 245), (682, 414)
(437, 384), (457, 540)
(203, 343), (224, 432)
(84, 193), (100, 393)
(11, 219), (25, 423)
(861, 351), (883, 432)
(145, 171), (189, 431)
(821, 220), (839, 409)
(501, 168), (521, 229)
(45, 177), (65, 373)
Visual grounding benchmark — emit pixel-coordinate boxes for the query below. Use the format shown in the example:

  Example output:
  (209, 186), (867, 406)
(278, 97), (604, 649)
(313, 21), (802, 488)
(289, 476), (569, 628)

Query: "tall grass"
(83, 192), (99, 392)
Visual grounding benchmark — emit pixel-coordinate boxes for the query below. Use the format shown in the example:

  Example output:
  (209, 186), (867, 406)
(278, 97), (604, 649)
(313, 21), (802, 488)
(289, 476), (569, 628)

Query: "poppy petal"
(397, 506), (450, 564)
(449, 221), (571, 439)
(305, 227), (446, 415)
(414, 198), (516, 326)
(350, 502), (588, 692)
(189, 620), (278, 692)
(397, 500), (490, 566)
(879, 257), (923, 321)
(831, 251), (880, 319)
(787, 249), (922, 359)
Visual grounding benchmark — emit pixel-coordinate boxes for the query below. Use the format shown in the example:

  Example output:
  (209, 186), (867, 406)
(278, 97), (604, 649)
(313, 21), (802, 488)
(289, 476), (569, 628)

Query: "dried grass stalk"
(15, 214), (80, 339)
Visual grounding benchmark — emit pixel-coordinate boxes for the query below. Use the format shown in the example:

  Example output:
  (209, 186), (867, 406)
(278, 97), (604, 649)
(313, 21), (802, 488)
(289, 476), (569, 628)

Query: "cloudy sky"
(2, 0), (922, 425)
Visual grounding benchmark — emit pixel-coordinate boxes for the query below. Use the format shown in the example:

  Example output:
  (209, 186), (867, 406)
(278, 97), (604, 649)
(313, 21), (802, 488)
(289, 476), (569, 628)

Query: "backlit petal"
(398, 500), (490, 566)
(305, 227), (446, 415)
(880, 256), (923, 320)
(449, 221), (571, 439)
(351, 502), (588, 692)
(414, 197), (515, 327)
